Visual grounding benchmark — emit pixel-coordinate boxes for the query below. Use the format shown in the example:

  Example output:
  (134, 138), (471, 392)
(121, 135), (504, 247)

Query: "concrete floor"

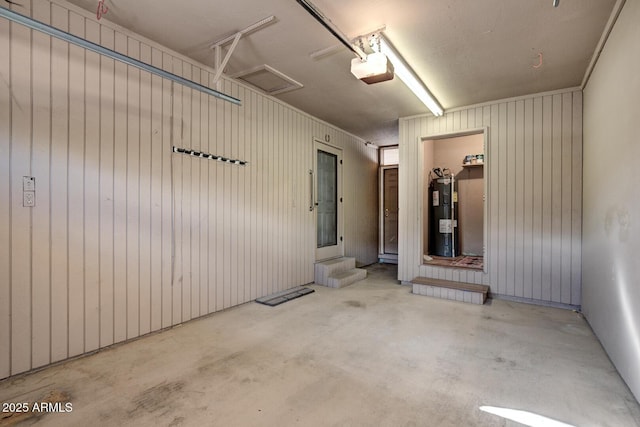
(1, 264), (639, 427)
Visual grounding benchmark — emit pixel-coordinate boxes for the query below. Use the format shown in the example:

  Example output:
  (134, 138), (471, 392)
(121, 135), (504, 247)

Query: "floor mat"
(255, 286), (315, 307)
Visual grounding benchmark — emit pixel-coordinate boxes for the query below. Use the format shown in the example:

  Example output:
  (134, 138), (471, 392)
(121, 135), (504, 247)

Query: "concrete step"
(314, 257), (356, 286)
(411, 277), (490, 305)
(326, 268), (367, 289)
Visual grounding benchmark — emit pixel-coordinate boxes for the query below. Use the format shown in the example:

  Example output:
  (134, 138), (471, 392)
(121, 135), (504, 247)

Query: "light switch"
(23, 176), (35, 191)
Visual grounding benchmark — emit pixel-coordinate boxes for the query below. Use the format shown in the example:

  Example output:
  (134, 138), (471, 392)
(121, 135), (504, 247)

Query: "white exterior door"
(314, 141), (343, 260)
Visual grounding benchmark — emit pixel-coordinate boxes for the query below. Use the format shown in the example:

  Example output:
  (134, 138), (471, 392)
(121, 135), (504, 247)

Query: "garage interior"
(1, 0), (640, 426)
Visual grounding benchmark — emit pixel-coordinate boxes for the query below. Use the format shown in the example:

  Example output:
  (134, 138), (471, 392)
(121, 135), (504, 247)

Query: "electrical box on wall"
(23, 176), (35, 191)
(23, 176), (35, 207)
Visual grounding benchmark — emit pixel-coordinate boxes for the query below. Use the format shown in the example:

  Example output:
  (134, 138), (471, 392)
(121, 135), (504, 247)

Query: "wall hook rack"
(172, 146), (248, 166)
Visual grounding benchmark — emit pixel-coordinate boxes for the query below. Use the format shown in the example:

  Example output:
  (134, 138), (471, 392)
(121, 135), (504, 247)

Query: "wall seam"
(28, 0), (34, 372)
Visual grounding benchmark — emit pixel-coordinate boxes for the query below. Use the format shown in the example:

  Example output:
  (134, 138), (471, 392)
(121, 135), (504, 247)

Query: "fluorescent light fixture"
(378, 35), (443, 116)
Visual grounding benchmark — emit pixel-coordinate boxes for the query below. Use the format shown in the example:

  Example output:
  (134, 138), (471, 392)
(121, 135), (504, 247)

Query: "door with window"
(379, 147), (399, 262)
(313, 141), (343, 260)
(382, 167), (399, 255)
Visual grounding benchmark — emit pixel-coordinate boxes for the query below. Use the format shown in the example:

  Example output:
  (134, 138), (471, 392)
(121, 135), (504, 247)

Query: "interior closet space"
(423, 133), (484, 270)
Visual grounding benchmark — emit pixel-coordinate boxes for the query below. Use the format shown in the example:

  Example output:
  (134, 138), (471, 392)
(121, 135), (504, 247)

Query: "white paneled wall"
(583, 0), (640, 401)
(399, 89), (582, 306)
(0, 0), (378, 378)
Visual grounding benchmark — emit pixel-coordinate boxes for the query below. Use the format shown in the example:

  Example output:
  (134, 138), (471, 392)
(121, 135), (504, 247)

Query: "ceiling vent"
(232, 65), (303, 95)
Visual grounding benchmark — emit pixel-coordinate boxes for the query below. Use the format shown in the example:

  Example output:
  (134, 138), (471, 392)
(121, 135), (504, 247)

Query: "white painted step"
(327, 268), (367, 289)
(314, 257), (356, 286)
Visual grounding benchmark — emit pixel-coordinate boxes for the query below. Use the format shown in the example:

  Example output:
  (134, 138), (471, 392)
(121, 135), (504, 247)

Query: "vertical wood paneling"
(214, 93), (224, 312)
(126, 37), (140, 338)
(206, 73), (217, 313)
(149, 49), (162, 332)
(264, 100), (273, 296)
(489, 104), (500, 291)
(98, 24), (115, 348)
(561, 92), (573, 305)
(199, 70), (208, 317)
(138, 43), (152, 334)
(399, 89), (582, 305)
(67, 11), (85, 357)
(223, 82), (233, 308)
(188, 66), (199, 320)
(112, 31), (128, 343)
(31, 1), (52, 369)
(84, 18), (100, 354)
(229, 81), (239, 303)
(571, 92), (583, 306)
(541, 96), (553, 302)
(505, 102), (515, 296)
(532, 97), (543, 300)
(193, 68), (202, 318)
(0, 5), (11, 378)
(172, 59), (183, 324)
(523, 98), (534, 299)
(50, 4), (69, 363)
(248, 92), (257, 298)
(514, 100), (525, 298)
(160, 53), (172, 329)
(250, 89), (258, 282)
(10, 0), (33, 376)
(1, 0), (378, 379)
(150, 48), (164, 331)
(550, 95), (563, 303)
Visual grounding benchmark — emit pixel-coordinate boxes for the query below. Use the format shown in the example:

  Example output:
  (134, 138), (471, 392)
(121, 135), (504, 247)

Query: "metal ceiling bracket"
(209, 15), (277, 88)
(209, 15), (276, 49)
(0, 6), (241, 105)
(309, 25), (386, 60)
(213, 32), (242, 84)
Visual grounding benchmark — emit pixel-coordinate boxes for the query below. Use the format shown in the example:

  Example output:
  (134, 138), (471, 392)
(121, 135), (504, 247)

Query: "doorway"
(422, 131), (486, 271)
(314, 140), (343, 261)
(379, 146), (399, 263)
(380, 167), (399, 261)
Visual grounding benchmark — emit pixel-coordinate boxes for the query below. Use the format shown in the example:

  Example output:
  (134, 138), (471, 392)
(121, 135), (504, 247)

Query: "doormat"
(256, 286), (315, 307)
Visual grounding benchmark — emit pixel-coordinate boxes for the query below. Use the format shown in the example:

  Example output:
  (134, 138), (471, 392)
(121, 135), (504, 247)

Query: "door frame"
(313, 139), (344, 261)
(420, 127), (489, 273)
(379, 165), (399, 262)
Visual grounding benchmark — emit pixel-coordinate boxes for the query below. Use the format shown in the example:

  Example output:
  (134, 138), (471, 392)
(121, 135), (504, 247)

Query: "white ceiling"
(66, 0), (616, 145)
